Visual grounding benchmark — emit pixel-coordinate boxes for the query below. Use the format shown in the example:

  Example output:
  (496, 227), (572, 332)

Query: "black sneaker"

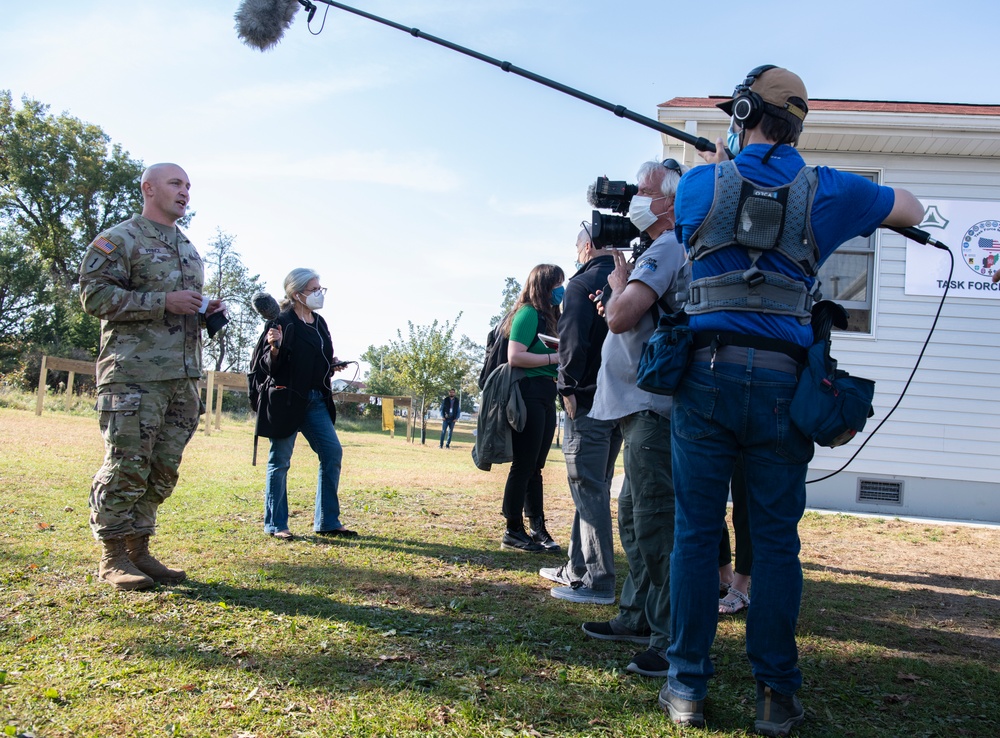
(528, 518), (561, 553)
(501, 528), (544, 553)
(626, 647), (670, 677)
(755, 682), (804, 737)
(658, 684), (705, 728)
(581, 620), (651, 645)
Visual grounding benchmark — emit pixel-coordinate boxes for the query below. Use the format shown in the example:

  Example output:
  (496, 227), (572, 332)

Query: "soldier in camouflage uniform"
(79, 162), (223, 591)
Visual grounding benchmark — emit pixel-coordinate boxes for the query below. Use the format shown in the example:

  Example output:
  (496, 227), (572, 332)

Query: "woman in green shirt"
(499, 263), (565, 553)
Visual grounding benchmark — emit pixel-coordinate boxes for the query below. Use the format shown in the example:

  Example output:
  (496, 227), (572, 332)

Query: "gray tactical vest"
(686, 160), (821, 324)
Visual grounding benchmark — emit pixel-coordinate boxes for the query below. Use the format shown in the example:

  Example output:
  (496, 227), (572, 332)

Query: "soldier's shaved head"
(141, 162), (187, 187)
(140, 163), (190, 226)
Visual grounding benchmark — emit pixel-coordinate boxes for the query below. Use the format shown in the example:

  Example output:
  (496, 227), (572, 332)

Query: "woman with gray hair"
(256, 267), (355, 540)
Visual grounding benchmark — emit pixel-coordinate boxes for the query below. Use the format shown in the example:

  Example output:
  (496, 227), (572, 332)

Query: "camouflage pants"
(89, 378), (203, 540)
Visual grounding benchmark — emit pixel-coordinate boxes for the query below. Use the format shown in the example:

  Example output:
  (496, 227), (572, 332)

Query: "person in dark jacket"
(439, 389), (460, 448)
(259, 268), (354, 541)
(539, 225), (623, 602)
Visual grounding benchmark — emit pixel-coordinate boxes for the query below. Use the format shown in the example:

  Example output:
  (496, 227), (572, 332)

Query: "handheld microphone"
(251, 292), (281, 323)
(235, 0), (301, 51)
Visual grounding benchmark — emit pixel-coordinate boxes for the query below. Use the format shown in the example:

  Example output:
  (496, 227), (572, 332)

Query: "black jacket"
(556, 254), (615, 412)
(441, 395), (461, 421)
(254, 308), (337, 439)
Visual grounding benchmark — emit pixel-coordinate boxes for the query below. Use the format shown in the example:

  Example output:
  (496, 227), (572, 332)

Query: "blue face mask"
(551, 285), (565, 306)
(727, 119), (742, 157)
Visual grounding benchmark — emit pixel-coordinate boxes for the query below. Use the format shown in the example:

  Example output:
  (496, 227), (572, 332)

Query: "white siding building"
(658, 97), (1000, 523)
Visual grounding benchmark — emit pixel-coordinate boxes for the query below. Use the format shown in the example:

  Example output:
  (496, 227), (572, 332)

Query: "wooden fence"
(34, 356), (415, 441)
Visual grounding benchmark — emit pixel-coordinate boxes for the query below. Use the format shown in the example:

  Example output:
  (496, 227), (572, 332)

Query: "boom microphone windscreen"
(235, 0), (301, 51)
(251, 292), (281, 322)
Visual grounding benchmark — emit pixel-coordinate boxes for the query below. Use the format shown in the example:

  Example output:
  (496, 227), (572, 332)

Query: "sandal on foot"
(719, 585), (750, 616)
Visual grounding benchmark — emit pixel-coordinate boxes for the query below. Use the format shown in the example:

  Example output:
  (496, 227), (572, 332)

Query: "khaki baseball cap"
(717, 66), (808, 121)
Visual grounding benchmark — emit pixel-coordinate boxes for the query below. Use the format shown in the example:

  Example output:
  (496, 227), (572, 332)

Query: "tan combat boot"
(99, 537), (155, 591)
(125, 534), (187, 584)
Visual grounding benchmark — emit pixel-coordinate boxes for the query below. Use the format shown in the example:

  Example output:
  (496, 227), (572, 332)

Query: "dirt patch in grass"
(800, 514), (1000, 662)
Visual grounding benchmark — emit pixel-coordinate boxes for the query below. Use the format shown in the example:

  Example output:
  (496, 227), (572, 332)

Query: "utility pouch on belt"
(789, 301), (875, 448)
(636, 311), (692, 396)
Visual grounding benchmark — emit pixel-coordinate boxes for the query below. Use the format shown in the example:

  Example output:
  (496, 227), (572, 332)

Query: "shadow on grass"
(6, 527), (999, 736)
(799, 575), (1000, 662)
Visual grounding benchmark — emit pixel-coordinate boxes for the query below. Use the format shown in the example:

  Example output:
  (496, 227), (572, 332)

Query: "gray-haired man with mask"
(581, 159), (689, 679)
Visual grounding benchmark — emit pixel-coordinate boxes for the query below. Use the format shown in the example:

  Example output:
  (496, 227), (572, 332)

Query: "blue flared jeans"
(264, 390), (344, 534)
(666, 353), (814, 701)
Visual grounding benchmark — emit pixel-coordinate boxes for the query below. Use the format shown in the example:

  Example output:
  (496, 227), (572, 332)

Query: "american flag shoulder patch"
(92, 235), (116, 255)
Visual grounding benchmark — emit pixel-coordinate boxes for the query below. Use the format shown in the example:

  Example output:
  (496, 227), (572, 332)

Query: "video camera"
(586, 176), (651, 255)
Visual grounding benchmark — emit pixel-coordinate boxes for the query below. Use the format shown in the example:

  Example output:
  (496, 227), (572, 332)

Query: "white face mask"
(628, 195), (663, 233)
(301, 291), (324, 310)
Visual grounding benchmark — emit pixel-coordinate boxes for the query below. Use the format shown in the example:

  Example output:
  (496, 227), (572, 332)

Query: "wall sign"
(905, 200), (1000, 298)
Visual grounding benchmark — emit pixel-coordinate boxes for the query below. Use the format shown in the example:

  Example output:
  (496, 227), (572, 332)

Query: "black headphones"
(730, 64), (778, 128)
(730, 64), (807, 129)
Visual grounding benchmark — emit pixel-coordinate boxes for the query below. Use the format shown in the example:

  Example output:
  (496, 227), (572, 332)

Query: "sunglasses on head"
(661, 158), (683, 175)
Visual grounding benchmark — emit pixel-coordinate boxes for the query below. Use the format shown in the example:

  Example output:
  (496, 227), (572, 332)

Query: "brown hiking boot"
(125, 534), (186, 584)
(99, 537), (155, 591)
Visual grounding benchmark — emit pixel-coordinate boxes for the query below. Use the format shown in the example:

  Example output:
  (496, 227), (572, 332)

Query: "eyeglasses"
(305, 286), (328, 295)
(661, 158), (683, 175)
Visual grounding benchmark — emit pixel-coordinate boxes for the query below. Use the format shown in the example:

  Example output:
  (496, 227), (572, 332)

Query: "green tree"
(457, 333), (485, 409)
(360, 343), (408, 397)
(381, 315), (472, 443)
(0, 227), (45, 372)
(0, 91), (146, 369)
(0, 91), (145, 290)
(490, 276), (522, 328)
(202, 229), (266, 373)
(0, 227), (44, 335)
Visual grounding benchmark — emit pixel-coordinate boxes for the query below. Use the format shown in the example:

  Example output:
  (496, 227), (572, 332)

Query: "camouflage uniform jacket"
(79, 214), (205, 386)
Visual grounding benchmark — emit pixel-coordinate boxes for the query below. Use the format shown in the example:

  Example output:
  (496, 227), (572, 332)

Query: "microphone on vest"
(235, 0), (302, 51)
(251, 292), (281, 323)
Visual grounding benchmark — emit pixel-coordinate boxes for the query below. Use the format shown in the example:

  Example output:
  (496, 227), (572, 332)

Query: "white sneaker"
(550, 584), (615, 605)
(539, 565), (573, 586)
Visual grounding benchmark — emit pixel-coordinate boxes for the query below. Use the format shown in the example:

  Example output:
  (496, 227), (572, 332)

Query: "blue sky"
(1, 0), (996, 372)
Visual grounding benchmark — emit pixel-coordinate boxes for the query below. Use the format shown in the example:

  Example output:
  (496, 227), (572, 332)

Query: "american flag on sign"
(978, 237), (1000, 250)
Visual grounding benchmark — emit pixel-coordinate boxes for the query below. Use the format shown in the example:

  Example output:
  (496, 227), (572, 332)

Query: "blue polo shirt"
(674, 143), (896, 346)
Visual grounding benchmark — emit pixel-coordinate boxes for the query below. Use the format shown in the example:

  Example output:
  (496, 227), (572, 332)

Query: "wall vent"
(857, 478), (903, 505)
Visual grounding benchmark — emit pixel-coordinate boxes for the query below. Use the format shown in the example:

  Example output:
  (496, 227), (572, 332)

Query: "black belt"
(693, 331), (807, 364)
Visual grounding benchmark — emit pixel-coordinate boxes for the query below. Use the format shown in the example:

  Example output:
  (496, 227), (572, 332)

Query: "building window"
(815, 171), (877, 334)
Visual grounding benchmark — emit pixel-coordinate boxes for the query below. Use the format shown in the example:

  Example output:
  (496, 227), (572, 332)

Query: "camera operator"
(581, 159), (689, 679)
(660, 66), (923, 734)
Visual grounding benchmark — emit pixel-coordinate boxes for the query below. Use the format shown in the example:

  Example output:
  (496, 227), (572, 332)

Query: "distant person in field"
(439, 389), (460, 449)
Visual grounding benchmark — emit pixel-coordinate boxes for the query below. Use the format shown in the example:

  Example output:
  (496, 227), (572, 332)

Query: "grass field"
(1, 404), (998, 738)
